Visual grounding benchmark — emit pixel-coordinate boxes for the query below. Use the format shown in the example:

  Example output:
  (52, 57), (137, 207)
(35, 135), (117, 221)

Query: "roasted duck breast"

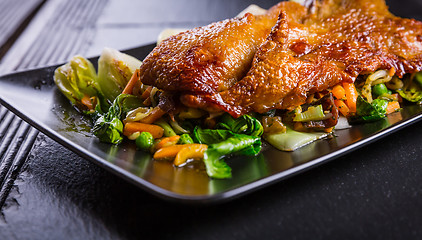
(139, 0), (422, 117)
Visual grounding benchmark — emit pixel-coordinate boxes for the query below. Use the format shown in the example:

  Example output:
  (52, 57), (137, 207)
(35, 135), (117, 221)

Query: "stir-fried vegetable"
(97, 48), (142, 103)
(136, 132), (154, 151)
(92, 94), (143, 144)
(154, 144), (186, 159)
(154, 119), (177, 137)
(54, 56), (100, 111)
(174, 144), (208, 166)
(155, 135), (180, 150)
(217, 114), (263, 136)
(372, 83), (391, 98)
(396, 74), (422, 103)
(178, 134), (194, 144)
(204, 135), (261, 179)
(293, 105), (325, 122)
(264, 127), (330, 151)
(193, 128), (234, 145)
(350, 96), (388, 123)
(123, 122), (164, 139)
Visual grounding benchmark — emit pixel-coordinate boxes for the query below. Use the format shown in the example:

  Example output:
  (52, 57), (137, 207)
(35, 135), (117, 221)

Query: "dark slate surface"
(0, 0), (44, 60)
(1, 0), (422, 239)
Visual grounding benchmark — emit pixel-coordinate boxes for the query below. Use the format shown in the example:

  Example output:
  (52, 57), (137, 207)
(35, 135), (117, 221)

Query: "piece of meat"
(139, 1), (308, 105)
(140, 0), (422, 118)
(198, 0), (422, 117)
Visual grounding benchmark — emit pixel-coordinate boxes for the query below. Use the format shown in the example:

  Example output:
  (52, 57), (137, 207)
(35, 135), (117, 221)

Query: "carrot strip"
(139, 106), (166, 124)
(142, 96), (152, 106)
(332, 85), (346, 100)
(81, 94), (94, 110)
(174, 144), (208, 166)
(388, 67), (396, 77)
(343, 82), (358, 113)
(153, 145), (186, 159)
(155, 135), (181, 150)
(122, 69), (140, 94)
(334, 99), (350, 117)
(141, 86), (153, 100)
(386, 101), (400, 114)
(123, 122), (164, 139)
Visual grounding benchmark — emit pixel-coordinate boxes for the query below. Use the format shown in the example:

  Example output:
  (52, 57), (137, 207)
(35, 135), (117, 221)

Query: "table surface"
(1, 0), (422, 239)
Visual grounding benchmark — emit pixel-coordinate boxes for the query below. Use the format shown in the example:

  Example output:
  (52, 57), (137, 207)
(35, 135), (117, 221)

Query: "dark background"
(1, 0), (422, 239)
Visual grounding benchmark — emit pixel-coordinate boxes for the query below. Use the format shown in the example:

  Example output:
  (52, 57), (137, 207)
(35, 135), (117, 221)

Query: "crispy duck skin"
(139, 1), (307, 101)
(140, 0), (422, 117)
(204, 0), (422, 117)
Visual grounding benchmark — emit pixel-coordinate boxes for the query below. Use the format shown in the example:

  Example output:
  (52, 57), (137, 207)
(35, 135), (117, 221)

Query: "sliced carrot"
(139, 106), (166, 124)
(332, 85), (346, 100)
(343, 82), (358, 113)
(81, 94), (94, 110)
(155, 135), (181, 150)
(123, 122), (164, 139)
(141, 86), (153, 100)
(386, 101), (400, 114)
(174, 144), (208, 166)
(122, 69), (140, 95)
(142, 96), (152, 106)
(388, 67), (396, 77)
(390, 93), (402, 103)
(334, 99), (350, 117)
(153, 144), (186, 159)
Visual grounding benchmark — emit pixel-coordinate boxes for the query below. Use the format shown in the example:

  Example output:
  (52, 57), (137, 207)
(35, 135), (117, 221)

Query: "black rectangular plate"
(1, 44), (422, 204)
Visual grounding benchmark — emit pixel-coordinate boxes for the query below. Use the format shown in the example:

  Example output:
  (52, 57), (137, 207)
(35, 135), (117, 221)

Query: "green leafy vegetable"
(93, 115), (124, 144)
(92, 94), (142, 144)
(350, 96), (388, 123)
(397, 89), (422, 103)
(136, 132), (154, 151)
(193, 127), (234, 144)
(264, 127), (329, 151)
(395, 73), (422, 103)
(216, 114), (263, 136)
(97, 48), (142, 103)
(204, 135), (261, 179)
(54, 55), (99, 111)
(293, 105), (325, 122)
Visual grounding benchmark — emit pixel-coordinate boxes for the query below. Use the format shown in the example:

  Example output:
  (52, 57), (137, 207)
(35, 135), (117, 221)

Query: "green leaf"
(54, 56), (99, 110)
(92, 115), (123, 144)
(396, 89), (422, 103)
(92, 94), (142, 144)
(216, 114), (263, 137)
(203, 135), (261, 179)
(293, 105), (325, 122)
(395, 73), (422, 103)
(193, 127), (234, 144)
(350, 96), (388, 123)
(97, 48), (142, 103)
(264, 127), (329, 151)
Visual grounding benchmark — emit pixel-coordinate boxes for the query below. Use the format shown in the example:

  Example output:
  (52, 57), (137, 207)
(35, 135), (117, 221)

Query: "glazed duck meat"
(139, 2), (299, 95)
(139, 0), (422, 117)
(139, 1), (308, 111)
